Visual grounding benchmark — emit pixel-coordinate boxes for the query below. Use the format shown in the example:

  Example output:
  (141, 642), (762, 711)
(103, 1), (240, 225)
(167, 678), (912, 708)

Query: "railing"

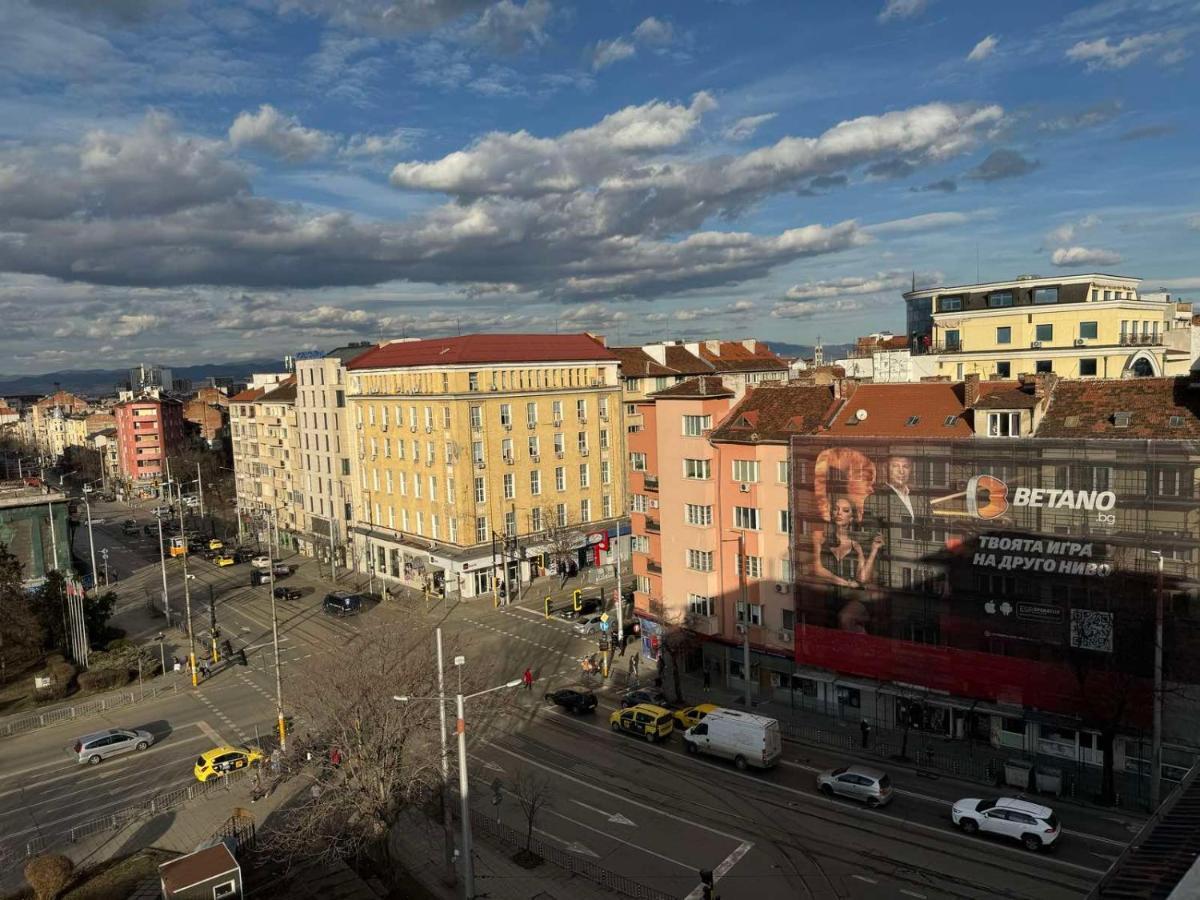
(642, 475), (659, 492)
(644, 517), (660, 533)
(646, 560), (662, 575)
(470, 809), (677, 900)
(0, 677), (183, 739)
(1120, 333), (1164, 346)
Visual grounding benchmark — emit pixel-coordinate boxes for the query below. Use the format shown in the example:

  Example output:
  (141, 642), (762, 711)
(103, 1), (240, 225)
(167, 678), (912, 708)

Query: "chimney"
(1034, 372), (1057, 400)
(644, 344), (667, 365)
(703, 340), (721, 356)
(832, 377), (858, 401)
(741, 339), (758, 353)
(699, 377), (707, 396)
(964, 372), (981, 407)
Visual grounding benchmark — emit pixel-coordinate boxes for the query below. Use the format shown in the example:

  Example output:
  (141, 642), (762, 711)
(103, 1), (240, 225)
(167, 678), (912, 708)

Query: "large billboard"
(790, 437), (1200, 725)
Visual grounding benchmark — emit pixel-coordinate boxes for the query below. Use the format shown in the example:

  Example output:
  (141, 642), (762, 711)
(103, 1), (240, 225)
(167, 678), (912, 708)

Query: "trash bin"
(1004, 757), (1034, 790)
(1036, 766), (1062, 796)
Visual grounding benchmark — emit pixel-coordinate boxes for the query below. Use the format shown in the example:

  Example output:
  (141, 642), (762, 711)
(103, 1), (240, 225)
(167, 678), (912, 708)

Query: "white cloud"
(1050, 246), (1122, 267)
(228, 104), (332, 161)
(1066, 30), (1189, 71)
(723, 113), (777, 142)
(466, 0), (551, 52)
(277, 0), (493, 37)
(590, 37), (635, 71)
(967, 34), (997, 62)
(632, 16), (673, 45)
(878, 0), (927, 22)
(1046, 223), (1076, 245)
(340, 128), (422, 158)
(770, 298), (864, 319)
(1186, 215), (1200, 231)
(867, 212), (971, 234)
(782, 269), (942, 303)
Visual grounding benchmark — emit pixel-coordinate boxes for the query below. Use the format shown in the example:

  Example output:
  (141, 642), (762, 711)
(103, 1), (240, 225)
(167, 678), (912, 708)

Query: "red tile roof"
(973, 380), (1041, 410)
(827, 383), (973, 437)
(710, 383), (836, 443)
(346, 334), (615, 369)
(697, 341), (789, 373)
(648, 376), (733, 399)
(230, 387), (266, 403)
(663, 345), (713, 375)
(259, 377), (297, 403)
(609, 346), (675, 377)
(1037, 377), (1200, 438)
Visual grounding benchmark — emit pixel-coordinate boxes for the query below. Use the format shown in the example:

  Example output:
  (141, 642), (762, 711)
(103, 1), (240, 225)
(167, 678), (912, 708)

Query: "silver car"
(74, 728), (155, 765)
(573, 613), (605, 635)
(816, 764), (893, 807)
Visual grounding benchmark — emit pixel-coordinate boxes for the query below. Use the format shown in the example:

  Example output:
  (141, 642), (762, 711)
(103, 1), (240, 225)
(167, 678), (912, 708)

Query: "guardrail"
(0, 677), (183, 739)
(23, 766), (251, 859)
(470, 808), (677, 900)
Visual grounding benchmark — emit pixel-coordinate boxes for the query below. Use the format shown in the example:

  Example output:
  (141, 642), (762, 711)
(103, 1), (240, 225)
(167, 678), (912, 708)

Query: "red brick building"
(114, 396), (185, 489)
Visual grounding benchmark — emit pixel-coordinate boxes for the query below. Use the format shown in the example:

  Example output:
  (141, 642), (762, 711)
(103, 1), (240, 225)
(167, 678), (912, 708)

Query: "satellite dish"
(855, 409), (868, 421)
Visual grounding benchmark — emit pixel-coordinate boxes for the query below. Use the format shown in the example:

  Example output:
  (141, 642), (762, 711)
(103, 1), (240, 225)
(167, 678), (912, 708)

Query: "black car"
(232, 549), (256, 564)
(143, 524), (157, 536)
(120, 520), (139, 535)
(557, 597), (601, 620)
(323, 591), (363, 617)
(188, 538), (207, 553)
(273, 586), (302, 601)
(544, 688), (598, 715)
(621, 688), (670, 709)
(250, 570), (271, 586)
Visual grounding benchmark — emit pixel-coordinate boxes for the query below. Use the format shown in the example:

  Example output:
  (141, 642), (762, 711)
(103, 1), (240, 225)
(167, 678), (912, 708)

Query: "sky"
(0, 0), (1197, 374)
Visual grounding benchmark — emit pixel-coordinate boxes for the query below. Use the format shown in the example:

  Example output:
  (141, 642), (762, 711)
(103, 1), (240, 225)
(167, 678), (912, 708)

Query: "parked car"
(681, 709), (782, 770)
(152, 505), (173, 518)
(74, 728), (155, 765)
(188, 538), (208, 553)
(120, 520), (139, 535)
(610, 704), (674, 743)
(271, 563), (291, 578)
(207, 538), (224, 551)
(816, 765), (894, 807)
(323, 591), (363, 617)
(273, 586), (302, 601)
(250, 570), (271, 586)
(143, 524), (156, 536)
(951, 797), (1061, 851)
(544, 688), (598, 714)
(100, 493), (116, 503)
(557, 597), (601, 620)
(573, 613), (604, 635)
(673, 703), (719, 730)
(250, 555), (272, 569)
(621, 688), (669, 709)
(214, 554), (235, 567)
(232, 549), (256, 564)
(193, 745), (262, 783)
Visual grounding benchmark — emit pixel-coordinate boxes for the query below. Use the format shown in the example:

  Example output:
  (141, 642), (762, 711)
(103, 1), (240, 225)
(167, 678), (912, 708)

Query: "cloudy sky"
(1, 0), (1197, 373)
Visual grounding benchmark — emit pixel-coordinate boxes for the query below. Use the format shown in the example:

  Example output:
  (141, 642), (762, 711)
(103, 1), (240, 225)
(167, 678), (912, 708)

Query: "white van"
(682, 709), (782, 770)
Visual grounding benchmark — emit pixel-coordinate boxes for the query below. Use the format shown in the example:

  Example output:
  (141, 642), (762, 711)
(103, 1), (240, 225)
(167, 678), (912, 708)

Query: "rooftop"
(826, 382), (974, 437)
(709, 382), (836, 443)
(346, 333), (615, 370)
(229, 387), (266, 403)
(972, 380), (1042, 410)
(905, 272), (1141, 300)
(259, 377), (297, 404)
(609, 346), (675, 378)
(647, 376), (733, 400)
(1038, 377), (1200, 438)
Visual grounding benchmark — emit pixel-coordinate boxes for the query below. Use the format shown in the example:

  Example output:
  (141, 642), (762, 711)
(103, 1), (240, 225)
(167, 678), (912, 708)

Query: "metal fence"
(0, 676), (183, 739)
(22, 766), (250, 858)
(470, 808), (679, 900)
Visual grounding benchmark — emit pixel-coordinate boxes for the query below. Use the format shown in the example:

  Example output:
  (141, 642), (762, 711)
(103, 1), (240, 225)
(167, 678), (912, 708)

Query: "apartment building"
(29, 390), (88, 461)
(905, 273), (1196, 380)
(230, 379), (301, 549)
(293, 343), (373, 569)
(344, 334), (625, 600)
(182, 387), (230, 448)
(113, 396), (185, 494)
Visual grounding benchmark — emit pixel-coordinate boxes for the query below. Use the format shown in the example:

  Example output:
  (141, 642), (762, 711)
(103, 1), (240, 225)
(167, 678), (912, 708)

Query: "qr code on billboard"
(1070, 609), (1114, 653)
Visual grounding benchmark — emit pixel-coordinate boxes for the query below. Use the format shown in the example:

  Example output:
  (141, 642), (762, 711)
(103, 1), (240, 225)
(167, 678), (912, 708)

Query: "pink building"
(114, 397), (185, 489)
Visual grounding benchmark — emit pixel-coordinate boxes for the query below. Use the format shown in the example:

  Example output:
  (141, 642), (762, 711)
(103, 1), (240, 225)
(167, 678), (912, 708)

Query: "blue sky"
(0, 0), (1196, 372)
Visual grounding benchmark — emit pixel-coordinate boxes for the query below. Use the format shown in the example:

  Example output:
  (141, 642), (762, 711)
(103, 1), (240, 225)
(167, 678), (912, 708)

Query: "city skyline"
(0, 0), (1196, 372)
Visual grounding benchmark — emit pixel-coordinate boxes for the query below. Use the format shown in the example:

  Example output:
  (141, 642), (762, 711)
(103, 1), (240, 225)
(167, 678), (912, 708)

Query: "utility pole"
(1151, 550), (1165, 808)
(83, 493), (99, 598)
(208, 586), (220, 664)
(330, 517), (338, 584)
(739, 531), (751, 710)
(156, 508), (172, 627)
(176, 476), (198, 688)
(265, 508), (287, 751)
(436, 628), (456, 885)
(615, 518), (624, 644)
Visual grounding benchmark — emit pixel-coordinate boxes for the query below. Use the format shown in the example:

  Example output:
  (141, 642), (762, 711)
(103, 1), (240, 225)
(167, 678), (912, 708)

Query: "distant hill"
(766, 341), (855, 362)
(0, 358), (288, 397)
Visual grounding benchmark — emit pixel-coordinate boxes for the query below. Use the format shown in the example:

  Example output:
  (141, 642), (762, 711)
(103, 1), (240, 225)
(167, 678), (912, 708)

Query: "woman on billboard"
(812, 496), (884, 633)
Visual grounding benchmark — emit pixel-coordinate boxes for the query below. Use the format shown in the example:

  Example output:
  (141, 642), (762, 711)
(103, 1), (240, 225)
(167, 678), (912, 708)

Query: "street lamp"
(1150, 549), (1165, 808)
(256, 502), (289, 752)
(395, 659), (523, 900)
(721, 531), (752, 710)
(79, 482), (100, 599)
(163, 463), (199, 688)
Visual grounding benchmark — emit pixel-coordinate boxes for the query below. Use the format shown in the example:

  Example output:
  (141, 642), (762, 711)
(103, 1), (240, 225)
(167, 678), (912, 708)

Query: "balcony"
(684, 613), (719, 636)
(643, 474), (659, 492)
(645, 517), (660, 533)
(646, 560), (662, 575)
(1120, 333), (1164, 347)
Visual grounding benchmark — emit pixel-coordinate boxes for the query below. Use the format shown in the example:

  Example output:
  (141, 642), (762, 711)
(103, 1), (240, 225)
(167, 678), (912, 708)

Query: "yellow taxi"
(207, 538), (224, 551)
(214, 554), (235, 567)
(673, 703), (719, 730)
(194, 745), (263, 782)
(609, 704), (674, 743)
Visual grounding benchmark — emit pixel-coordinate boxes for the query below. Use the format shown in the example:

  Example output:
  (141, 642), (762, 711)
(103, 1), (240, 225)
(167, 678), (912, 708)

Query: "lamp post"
(165, 462), (199, 688)
(395, 661), (523, 900)
(1150, 549), (1165, 808)
(721, 531), (752, 709)
(259, 503), (289, 751)
(80, 483), (99, 598)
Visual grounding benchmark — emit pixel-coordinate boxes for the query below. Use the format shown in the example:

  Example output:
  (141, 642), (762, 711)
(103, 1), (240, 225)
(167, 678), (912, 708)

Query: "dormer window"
(988, 412), (1020, 437)
(1113, 412), (1132, 429)
(905, 416), (920, 427)
(938, 296), (962, 312)
(1169, 415), (1185, 428)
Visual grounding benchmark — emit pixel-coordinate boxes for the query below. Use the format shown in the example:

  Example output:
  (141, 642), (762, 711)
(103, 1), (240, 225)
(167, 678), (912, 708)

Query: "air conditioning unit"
(739, 483), (750, 493)
(355, 423), (363, 430)
(489, 386), (498, 391)
(527, 422), (536, 429)
(774, 583), (787, 594)
(553, 419), (563, 426)
(530, 453), (540, 462)
(426, 425), (433, 433)
(600, 412), (609, 421)
(778, 629), (793, 643)
(580, 448), (590, 457)
(475, 460), (486, 469)
(591, 378), (602, 386)
(380, 424), (388, 432)
(1074, 338), (1085, 347)
(556, 451), (565, 459)
(735, 623), (747, 635)
(504, 456), (514, 465)
(1031, 341), (1043, 349)
(649, 499), (660, 509)
(504, 423), (512, 431)
(579, 417), (588, 425)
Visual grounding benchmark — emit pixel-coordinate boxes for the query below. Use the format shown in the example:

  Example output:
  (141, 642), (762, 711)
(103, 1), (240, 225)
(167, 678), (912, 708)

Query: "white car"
(250, 555), (272, 569)
(951, 796), (1061, 851)
(573, 613), (604, 636)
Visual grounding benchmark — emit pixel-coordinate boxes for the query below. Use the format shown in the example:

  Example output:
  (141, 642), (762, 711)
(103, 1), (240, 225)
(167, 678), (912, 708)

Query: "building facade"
(229, 380), (301, 550)
(183, 387), (230, 448)
(345, 334), (625, 599)
(0, 482), (71, 587)
(113, 396), (185, 494)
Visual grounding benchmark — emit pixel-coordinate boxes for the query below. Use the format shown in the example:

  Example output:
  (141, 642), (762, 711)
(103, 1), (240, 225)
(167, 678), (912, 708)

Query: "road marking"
(196, 720), (226, 746)
(852, 874), (878, 884)
(900, 890), (926, 899)
(569, 798), (637, 826)
(539, 800), (693, 869)
(684, 839), (756, 900)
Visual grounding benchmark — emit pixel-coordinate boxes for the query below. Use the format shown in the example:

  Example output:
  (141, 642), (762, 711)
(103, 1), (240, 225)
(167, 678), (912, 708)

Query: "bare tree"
(0, 543), (43, 684)
(661, 621), (700, 706)
(512, 770), (553, 865)
(533, 506), (582, 587)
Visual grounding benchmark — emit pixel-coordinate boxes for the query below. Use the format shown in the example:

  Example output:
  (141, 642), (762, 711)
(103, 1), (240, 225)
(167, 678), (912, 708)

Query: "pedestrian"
(330, 746), (342, 768)
(618, 633), (627, 657)
(860, 719), (872, 750)
(199, 661), (211, 680)
(631, 653), (639, 675)
(522, 667), (533, 691)
(703, 665), (711, 692)
(656, 654), (665, 678)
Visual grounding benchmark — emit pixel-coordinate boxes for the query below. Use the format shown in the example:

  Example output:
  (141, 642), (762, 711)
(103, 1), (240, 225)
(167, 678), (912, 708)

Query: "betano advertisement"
(789, 437), (1200, 724)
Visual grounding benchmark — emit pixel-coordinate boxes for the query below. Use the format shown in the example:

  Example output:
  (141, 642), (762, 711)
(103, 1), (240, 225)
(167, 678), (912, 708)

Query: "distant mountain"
(0, 358), (289, 397)
(766, 341), (855, 362)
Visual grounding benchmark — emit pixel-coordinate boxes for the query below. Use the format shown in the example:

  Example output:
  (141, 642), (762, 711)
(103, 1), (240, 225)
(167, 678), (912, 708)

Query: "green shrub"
(77, 668), (129, 693)
(105, 638), (133, 653)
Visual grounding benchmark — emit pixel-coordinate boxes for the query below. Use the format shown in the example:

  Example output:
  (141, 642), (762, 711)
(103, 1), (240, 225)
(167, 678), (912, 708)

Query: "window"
(577, 432), (589, 452)
(530, 507), (543, 532)
(731, 459), (759, 482)
(996, 361), (1011, 378)
(501, 438), (513, 461)
(580, 498), (591, 522)
(1036, 360), (1053, 373)
(552, 400), (563, 422)
(779, 510), (792, 533)
(576, 398), (587, 420)
(1036, 323), (1053, 342)
(525, 401), (537, 426)
(686, 549), (714, 571)
(579, 464), (590, 488)
(944, 329), (960, 350)
(996, 326), (1011, 345)
(685, 504), (713, 526)
(631, 494), (647, 513)
(987, 412), (1020, 437)
(687, 594), (714, 617)
(682, 414), (712, 436)
(503, 473), (515, 499)
(736, 601), (763, 625)
(556, 503), (568, 527)
(777, 460), (790, 483)
(629, 452), (647, 471)
(554, 433), (565, 455)
(632, 534), (650, 553)
(555, 466), (566, 491)
(499, 404), (512, 427)
(939, 296), (962, 312)
(987, 291), (1013, 308)
(505, 510), (516, 536)
(1080, 358), (1098, 376)
(475, 516), (488, 542)
(600, 460), (611, 484)
(733, 507), (760, 530)
(468, 372), (479, 391)
(469, 405), (482, 429)
(474, 477), (486, 503)
(1080, 321), (1098, 340)
(1033, 287), (1059, 304)
(530, 470), (542, 495)
(528, 435), (540, 458)
(684, 458), (711, 480)
(736, 555), (762, 578)
(599, 429), (609, 449)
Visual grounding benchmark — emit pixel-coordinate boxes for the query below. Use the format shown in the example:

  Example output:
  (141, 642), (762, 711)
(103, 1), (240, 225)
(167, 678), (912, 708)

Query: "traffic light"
(699, 869), (715, 900)
(544, 596), (552, 619)
(572, 588), (583, 611)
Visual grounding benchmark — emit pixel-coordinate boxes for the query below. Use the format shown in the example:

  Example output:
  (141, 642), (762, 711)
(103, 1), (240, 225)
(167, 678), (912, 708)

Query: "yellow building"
(904, 274), (1196, 380)
(345, 334), (625, 600)
(230, 378), (302, 550)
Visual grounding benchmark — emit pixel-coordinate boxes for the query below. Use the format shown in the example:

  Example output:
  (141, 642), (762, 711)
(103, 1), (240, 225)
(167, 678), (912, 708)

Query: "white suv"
(951, 796), (1060, 851)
